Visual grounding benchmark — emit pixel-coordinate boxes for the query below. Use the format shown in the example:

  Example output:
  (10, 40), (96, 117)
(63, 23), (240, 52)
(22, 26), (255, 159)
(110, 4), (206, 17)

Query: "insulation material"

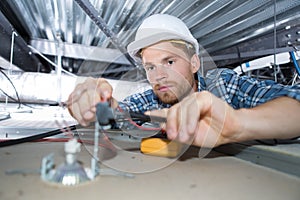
(0, 71), (150, 104)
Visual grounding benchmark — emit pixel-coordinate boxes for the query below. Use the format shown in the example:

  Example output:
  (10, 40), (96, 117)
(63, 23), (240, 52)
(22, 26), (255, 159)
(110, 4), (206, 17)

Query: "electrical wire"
(0, 109), (165, 148)
(114, 106), (165, 132)
(0, 69), (21, 108)
(0, 69), (46, 109)
(0, 125), (79, 148)
(0, 137), (116, 150)
(0, 88), (19, 105)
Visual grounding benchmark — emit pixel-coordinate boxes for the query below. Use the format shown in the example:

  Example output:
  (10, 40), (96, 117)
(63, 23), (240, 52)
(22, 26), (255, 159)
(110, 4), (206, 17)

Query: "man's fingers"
(164, 106), (179, 141)
(66, 77), (115, 127)
(66, 84), (85, 104)
(69, 102), (87, 126)
(145, 108), (168, 119)
(97, 78), (113, 102)
(185, 94), (202, 135)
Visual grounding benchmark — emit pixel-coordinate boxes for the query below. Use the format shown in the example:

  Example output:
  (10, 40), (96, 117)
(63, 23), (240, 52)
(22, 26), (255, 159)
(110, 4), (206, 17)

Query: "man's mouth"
(157, 85), (172, 92)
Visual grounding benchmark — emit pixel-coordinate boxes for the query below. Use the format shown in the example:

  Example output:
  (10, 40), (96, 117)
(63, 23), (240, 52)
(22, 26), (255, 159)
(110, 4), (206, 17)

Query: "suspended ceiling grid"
(0, 0), (299, 79)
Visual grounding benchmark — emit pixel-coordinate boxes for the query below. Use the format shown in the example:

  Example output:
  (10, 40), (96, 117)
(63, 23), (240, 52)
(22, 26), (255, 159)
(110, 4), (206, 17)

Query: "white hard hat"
(127, 14), (199, 61)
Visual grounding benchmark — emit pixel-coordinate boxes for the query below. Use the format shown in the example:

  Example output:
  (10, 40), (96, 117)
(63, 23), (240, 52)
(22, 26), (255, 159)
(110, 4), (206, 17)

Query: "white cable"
(292, 72), (299, 86)
(27, 45), (77, 78)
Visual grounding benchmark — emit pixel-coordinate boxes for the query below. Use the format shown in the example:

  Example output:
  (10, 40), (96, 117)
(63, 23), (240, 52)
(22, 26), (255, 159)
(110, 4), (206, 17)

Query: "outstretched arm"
(234, 96), (300, 142)
(147, 91), (300, 147)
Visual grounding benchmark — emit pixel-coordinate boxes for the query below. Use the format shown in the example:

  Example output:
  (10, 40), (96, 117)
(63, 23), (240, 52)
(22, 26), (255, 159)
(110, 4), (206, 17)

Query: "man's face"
(141, 41), (198, 105)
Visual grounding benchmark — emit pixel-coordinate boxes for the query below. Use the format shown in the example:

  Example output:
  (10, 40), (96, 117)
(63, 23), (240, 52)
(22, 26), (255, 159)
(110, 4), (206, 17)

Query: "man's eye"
(167, 60), (174, 65)
(145, 65), (155, 71)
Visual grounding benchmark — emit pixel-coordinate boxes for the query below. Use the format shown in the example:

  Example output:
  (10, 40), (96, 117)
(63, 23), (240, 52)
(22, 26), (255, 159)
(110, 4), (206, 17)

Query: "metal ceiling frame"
(30, 38), (130, 65)
(0, 0), (299, 78)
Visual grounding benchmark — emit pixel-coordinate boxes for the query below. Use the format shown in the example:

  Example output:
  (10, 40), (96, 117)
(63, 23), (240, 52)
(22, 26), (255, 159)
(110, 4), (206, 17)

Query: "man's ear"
(191, 54), (200, 73)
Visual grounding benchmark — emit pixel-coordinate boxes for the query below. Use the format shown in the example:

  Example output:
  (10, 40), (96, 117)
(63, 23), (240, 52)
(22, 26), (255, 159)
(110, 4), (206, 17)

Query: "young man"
(67, 14), (300, 148)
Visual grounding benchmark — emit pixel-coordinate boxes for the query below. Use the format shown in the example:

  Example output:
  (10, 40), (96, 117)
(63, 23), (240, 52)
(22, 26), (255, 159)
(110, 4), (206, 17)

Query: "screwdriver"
(96, 102), (182, 158)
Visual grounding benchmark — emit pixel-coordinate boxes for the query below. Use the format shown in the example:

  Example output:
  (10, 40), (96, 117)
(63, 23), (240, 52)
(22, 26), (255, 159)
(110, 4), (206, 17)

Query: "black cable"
(0, 88), (39, 109)
(0, 104), (165, 148)
(0, 125), (80, 148)
(96, 102), (166, 126)
(0, 70), (39, 109)
(128, 112), (166, 123)
(0, 69), (21, 108)
(255, 139), (278, 146)
(0, 88), (20, 105)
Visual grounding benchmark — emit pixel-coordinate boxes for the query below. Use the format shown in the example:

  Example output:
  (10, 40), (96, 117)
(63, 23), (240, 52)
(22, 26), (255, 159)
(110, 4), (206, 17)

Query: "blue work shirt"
(118, 68), (300, 113)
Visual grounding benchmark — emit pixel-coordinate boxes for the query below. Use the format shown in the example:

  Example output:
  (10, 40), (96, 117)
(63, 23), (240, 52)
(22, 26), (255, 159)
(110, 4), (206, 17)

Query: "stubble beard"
(153, 79), (194, 105)
(157, 91), (179, 105)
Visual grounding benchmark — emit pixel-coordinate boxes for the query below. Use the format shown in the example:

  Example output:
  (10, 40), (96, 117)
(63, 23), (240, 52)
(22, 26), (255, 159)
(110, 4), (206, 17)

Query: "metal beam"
(30, 39), (131, 65)
(215, 141), (300, 177)
(202, 45), (300, 62)
(0, 11), (48, 72)
(74, 0), (137, 67)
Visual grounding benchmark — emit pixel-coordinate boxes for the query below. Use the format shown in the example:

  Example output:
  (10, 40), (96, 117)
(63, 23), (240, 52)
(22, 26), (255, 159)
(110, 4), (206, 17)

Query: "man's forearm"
(236, 97), (300, 142)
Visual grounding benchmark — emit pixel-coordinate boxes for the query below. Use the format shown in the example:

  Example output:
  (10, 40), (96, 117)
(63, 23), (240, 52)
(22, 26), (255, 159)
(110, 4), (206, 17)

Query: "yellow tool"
(140, 137), (183, 158)
(95, 102), (180, 157)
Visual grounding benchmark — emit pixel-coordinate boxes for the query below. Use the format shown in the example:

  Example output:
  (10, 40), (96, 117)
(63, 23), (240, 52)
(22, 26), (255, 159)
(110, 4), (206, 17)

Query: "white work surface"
(0, 142), (299, 200)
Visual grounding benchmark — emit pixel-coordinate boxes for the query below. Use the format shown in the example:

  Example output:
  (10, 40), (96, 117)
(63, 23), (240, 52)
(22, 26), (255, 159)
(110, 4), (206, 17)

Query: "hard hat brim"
(127, 32), (199, 62)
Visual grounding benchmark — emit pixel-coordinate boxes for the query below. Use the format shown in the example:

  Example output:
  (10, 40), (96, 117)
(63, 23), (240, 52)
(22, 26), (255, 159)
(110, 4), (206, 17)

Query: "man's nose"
(154, 65), (168, 80)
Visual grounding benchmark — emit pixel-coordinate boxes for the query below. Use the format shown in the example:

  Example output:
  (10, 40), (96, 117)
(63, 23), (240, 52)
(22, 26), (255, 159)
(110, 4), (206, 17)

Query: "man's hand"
(66, 77), (114, 126)
(147, 91), (242, 148)
(148, 91), (300, 148)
